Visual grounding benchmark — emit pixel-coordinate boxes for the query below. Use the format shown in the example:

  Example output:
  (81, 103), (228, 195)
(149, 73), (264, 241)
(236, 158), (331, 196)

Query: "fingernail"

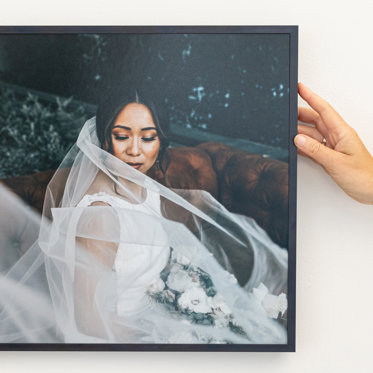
(294, 135), (306, 147)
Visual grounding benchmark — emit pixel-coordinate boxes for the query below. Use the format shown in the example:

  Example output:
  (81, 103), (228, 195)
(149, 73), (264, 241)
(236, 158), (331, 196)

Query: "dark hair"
(96, 90), (170, 175)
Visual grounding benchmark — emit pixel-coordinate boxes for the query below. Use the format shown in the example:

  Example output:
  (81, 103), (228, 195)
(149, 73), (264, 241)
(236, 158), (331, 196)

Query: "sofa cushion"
(198, 142), (288, 248)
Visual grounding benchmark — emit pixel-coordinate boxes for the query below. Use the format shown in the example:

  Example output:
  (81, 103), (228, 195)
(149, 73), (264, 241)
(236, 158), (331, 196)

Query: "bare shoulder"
(76, 171), (116, 207)
(85, 171), (114, 196)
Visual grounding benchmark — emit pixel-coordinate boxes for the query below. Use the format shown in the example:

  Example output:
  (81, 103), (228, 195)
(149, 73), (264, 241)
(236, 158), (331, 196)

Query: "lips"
(126, 162), (143, 169)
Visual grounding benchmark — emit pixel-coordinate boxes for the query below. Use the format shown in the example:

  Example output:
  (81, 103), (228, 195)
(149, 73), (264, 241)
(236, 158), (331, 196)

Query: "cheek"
(145, 141), (160, 163)
(111, 140), (124, 159)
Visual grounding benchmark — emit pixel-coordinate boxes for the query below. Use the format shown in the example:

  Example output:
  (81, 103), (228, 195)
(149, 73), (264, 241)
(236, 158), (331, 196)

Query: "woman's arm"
(74, 201), (118, 340)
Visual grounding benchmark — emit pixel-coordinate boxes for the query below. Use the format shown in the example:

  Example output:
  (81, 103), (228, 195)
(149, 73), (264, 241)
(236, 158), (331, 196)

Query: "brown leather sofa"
(1, 142), (288, 248)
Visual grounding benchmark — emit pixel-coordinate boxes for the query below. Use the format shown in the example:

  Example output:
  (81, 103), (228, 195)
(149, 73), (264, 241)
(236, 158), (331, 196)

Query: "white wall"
(1, 0), (373, 372)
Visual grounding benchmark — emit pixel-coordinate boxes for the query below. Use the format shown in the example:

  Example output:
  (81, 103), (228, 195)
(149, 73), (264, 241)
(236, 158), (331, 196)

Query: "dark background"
(0, 33), (290, 177)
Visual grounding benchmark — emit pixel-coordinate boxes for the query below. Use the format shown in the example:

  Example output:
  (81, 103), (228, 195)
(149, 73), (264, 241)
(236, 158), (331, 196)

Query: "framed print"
(0, 26), (297, 352)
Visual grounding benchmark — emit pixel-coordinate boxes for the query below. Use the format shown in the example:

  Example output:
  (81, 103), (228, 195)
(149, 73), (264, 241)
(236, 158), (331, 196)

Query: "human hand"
(294, 83), (373, 204)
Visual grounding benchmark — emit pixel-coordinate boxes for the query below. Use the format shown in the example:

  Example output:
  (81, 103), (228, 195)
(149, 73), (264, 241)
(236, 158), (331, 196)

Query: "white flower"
(167, 266), (198, 292)
(147, 277), (165, 293)
(278, 293), (288, 316)
(178, 287), (212, 313)
(210, 294), (231, 315)
(266, 292), (287, 317)
(252, 282), (269, 302)
(252, 283), (288, 319)
(170, 263), (184, 272)
(171, 250), (191, 266)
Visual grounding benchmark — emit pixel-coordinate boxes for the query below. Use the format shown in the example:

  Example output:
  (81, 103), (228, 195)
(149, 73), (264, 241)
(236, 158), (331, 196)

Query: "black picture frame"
(0, 25), (298, 352)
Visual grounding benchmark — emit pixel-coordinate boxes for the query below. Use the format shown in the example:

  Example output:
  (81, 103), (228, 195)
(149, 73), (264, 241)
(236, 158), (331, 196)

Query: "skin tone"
(110, 102), (160, 175)
(294, 83), (373, 204)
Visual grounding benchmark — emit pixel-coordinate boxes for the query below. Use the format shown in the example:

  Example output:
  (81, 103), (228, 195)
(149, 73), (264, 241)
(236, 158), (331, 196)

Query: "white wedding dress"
(0, 116), (289, 344)
(77, 189), (170, 317)
(72, 187), (286, 343)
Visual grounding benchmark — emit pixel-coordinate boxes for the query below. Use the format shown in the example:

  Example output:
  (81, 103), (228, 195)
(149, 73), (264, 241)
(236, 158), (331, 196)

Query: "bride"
(0, 90), (288, 344)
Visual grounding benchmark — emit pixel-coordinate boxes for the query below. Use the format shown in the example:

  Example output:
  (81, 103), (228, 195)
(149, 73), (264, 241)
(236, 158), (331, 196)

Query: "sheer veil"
(0, 116), (288, 344)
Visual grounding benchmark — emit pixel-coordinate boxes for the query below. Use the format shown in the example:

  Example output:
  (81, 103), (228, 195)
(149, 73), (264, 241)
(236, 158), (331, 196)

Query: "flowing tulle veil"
(0, 117), (288, 344)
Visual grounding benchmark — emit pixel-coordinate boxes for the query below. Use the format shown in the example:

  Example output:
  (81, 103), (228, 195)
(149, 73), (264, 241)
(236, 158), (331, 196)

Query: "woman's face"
(110, 103), (160, 174)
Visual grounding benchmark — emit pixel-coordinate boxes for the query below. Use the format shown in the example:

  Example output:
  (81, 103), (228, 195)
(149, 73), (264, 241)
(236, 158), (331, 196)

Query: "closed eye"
(113, 135), (128, 141)
(142, 136), (157, 142)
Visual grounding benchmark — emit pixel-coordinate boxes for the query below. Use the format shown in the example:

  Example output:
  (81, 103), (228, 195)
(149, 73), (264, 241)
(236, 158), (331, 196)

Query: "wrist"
(352, 156), (373, 204)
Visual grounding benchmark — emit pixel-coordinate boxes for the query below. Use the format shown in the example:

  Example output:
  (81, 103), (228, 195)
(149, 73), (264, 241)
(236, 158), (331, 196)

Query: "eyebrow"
(112, 125), (157, 131)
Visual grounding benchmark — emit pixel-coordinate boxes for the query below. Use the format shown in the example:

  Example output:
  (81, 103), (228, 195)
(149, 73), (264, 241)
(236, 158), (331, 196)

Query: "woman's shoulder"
(85, 171), (114, 195)
(77, 171), (116, 207)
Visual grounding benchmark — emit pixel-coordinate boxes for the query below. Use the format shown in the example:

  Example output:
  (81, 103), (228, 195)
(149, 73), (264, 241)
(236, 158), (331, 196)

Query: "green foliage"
(0, 87), (89, 178)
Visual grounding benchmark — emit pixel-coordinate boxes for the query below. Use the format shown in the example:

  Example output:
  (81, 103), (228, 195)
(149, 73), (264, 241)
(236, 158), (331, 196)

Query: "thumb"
(294, 134), (338, 170)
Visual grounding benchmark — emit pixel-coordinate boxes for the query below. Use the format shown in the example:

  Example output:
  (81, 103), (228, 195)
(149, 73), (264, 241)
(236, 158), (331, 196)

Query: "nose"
(126, 138), (141, 157)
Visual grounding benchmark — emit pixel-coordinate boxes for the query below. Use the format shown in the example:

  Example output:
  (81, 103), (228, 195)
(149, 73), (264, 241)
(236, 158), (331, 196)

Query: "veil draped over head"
(0, 117), (288, 344)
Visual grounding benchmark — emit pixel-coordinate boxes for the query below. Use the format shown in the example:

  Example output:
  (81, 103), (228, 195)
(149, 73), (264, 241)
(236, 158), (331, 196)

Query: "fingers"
(298, 107), (319, 126)
(298, 83), (349, 133)
(298, 107), (328, 137)
(298, 124), (324, 143)
(294, 134), (342, 171)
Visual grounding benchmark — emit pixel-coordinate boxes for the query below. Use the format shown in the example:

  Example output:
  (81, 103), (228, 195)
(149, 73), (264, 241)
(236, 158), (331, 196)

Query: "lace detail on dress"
(76, 190), (161, 214)
(77, 192), (134, 208)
